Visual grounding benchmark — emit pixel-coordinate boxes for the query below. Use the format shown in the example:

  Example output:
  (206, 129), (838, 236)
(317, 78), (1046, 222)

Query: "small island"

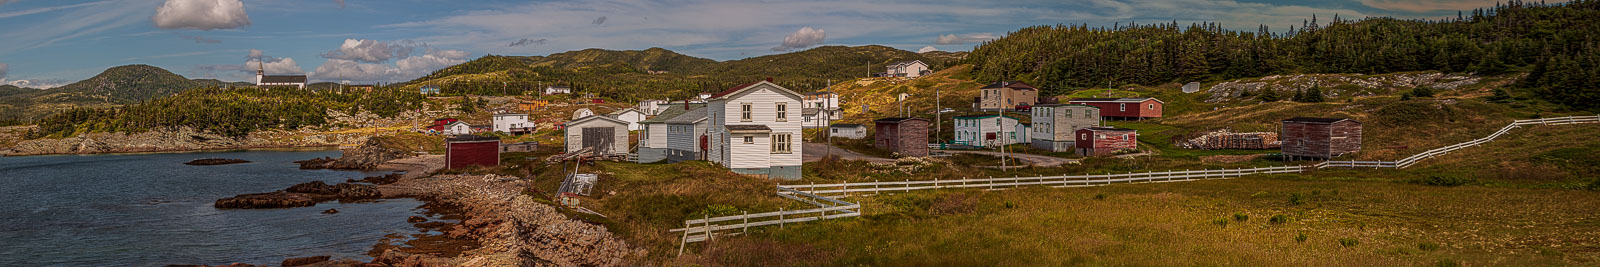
(182, 158), (250, 166)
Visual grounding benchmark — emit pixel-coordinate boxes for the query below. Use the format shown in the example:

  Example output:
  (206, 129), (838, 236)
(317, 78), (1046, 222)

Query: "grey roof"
(446, 134), (500, 142)
(664, 107), (708, 124)
(1084, 127), (1136, 132)
(260, 75), (307, 83)
(874, 117), (928, 123)
(802, 107), (820, 115)
(1070, 97), (1161, 103)
(640, 105), (691, 124)
(830, 123), (865, 128)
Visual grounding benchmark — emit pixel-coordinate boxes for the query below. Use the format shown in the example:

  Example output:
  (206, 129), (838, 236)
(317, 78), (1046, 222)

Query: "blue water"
(0, 150), (430, 266)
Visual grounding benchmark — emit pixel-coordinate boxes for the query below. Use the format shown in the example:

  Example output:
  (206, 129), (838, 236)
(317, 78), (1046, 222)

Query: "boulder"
(183, 158), (251, 166)
(281, 255), (331, 266)
(214, 191), (316, 209)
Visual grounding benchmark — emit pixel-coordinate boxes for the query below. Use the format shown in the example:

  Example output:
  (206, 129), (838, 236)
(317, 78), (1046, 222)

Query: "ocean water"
(0, 150), (430, 266)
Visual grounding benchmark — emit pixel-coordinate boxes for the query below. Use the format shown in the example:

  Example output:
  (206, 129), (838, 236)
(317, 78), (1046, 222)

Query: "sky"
(0, 0), (1518, 87)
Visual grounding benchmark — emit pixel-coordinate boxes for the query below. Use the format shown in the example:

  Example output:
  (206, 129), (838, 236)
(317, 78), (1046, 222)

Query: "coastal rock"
(281, 255), (331, 266)
(408, 216), (427, 223)
(348, 173), (403, 185)
(183, 158), (251, 166)
(323, 208), (339, 214)
(297, 138), (410, 170)
(214, 191), (316, 209)
(2, 127), (370, 157)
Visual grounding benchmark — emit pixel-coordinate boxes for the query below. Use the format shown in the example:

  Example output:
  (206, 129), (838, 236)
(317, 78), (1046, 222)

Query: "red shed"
(446, 135), (501, 169)
(1067, 98), (1163, 120)
(1074, 127), (1138, 156)
(1280, 117), (1362, 160)
(426, 118), (459, 133)
(873, 117), (930, 157)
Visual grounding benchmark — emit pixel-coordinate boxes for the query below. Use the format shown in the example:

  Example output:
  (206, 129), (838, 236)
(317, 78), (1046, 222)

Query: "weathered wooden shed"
(1280, 117), (1362, 160)
(446, 135), (501, 169)
(563, 115), (630, 156)
(874, 117), (930, 157)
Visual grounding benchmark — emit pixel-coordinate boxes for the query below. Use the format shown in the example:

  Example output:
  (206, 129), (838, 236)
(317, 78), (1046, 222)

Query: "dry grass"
(740, 176), (1600, 265)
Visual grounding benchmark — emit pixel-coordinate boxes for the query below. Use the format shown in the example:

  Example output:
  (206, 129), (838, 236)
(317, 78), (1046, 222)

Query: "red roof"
(710, 78), (771, 99)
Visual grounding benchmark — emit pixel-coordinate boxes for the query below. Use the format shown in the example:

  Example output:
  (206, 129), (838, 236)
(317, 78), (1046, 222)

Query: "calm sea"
(0, 150), (431, 266)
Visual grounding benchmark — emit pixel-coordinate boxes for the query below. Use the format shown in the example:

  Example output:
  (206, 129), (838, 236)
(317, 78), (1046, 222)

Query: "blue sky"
(0, 0), (1513, 87)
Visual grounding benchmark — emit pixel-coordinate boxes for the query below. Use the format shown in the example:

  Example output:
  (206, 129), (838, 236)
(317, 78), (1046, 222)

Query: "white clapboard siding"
(667, 121), (707, 154)
(643, 123), (670, 148)
(712, 83), (804, 169)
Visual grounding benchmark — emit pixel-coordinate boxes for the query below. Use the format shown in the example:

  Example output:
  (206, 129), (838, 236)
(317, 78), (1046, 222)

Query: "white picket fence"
(669, 186), (860, 255)
(781, 166), (1307, 197)
(1319, 115), (1599, 170)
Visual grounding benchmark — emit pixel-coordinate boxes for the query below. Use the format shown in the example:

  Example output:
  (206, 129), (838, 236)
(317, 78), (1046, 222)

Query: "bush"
(1416, 175), (1475, 187)
(1233, 213), (1249, 222)
(1418, 242), (1441, 252)
(1213, 218), (1230, 227)
(1410, 86), (1436, 98)
(1338, 238), (1360, 247)
(1288, 193), (1305, 205)
(1587, 179), (1600, 191)
(1269, 214), (1290, 224)
(1435, 259), (1460, 267)
(1295, 232), (1308, 243)
(1094, 193), (1107, 200)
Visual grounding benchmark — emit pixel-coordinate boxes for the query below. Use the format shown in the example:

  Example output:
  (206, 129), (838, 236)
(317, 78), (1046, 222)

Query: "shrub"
(1094, 193), (1107, 200)
(1295, 233), (1308, 243)
(1410, 86), (1436, 98)
(1416, 175), (1475, 187)
(1288, 193), (1305, 205)
(1269, 214), (1290, 224)
(1418, 242), (1440, 252)
(1213, 218), (1230, 227)
(1338, 238), (1360, 247)
(1435, 259), (1460, 267)
(1587, 179), (1600, 191)
(1233, 213), (1249, 222)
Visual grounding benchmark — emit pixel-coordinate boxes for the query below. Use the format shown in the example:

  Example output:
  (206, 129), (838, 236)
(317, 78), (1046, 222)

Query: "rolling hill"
(0, 64), (254, 121)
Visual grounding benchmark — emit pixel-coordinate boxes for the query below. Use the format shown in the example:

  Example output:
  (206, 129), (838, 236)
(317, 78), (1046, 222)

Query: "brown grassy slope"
(740, 176), (1600, 266)
(828, 64), (984, 124)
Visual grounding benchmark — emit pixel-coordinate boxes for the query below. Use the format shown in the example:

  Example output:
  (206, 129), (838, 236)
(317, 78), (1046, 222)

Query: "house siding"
(446, 140), (500, 169)
(563, 117), (629, 155)
(1282, 120), (1362, 159)
(706, 82), (804, 180)
(952, 116), (1024, 146)
(1074, 128), (1138, 156)
(874, 119), (930, 157)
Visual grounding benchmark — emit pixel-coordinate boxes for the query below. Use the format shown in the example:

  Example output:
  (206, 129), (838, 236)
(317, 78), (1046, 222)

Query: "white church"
(255, 62), (307, 89)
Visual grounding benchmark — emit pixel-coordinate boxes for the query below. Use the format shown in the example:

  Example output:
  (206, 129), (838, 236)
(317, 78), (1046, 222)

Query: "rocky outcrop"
(348, 173), (403, 185)
(1205, 72), (1482, 102)
(2, 127), (373, 156)
(183, 158), (250, 165)
(297, 138), (410, 170)
(214, 181), (382, 209)
(281, 255), (331, 266)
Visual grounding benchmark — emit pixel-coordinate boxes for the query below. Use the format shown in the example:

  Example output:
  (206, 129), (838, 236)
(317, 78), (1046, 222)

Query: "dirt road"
(802, 143), (896, 164)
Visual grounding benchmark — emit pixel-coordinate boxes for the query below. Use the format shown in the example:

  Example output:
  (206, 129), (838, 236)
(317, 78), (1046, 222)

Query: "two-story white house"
(608, 108), (648, 131)
(637, 99), (668, 115)
(705, 79), (804, 180)
(636, 104), (688, 163)
(801, 92), (842, 129)
(1030, 104), (1102, 152)
(492, 113), (534, 135)
(544, 86), (572, 95)
(952, 114), (1028, 147)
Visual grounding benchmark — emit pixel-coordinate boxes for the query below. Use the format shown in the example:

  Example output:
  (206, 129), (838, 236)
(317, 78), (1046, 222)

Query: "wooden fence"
(781, 166), (1307, 197)
(669, 186), (860, 255)
(1319, 115), (1599, 170)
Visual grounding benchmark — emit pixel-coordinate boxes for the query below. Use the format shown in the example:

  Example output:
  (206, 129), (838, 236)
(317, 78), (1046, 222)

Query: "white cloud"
(772, 27), (824, 51)
(0, 62), (8, 81)
(917, 46), (939, 53)
(152, 0), (250, 30)
(310, 45), (470, 82)
(934, 33), (998, 45)
(321, 39), (418, 63)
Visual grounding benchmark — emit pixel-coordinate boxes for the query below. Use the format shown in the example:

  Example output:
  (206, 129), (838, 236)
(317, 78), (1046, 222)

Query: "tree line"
(966, 0), (1600, 111)
(27, 86), (424, 138)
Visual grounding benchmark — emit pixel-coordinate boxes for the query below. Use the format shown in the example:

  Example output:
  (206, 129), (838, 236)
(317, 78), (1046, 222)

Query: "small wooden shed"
(446, 135), (501, 169)
(829, 124), (868, 139)
(1074, 127), (1138, 156)
(563, 115), (630, 156)
(873, 118), (930, 157)
(1281, 117), (1362, 160)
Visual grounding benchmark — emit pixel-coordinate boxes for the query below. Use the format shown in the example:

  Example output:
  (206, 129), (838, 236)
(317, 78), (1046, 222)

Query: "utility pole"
(826, 80), (833, 159)
(935, 85), (941, 143)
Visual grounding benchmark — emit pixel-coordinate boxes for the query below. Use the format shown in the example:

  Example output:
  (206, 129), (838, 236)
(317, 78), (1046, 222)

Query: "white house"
(952, 114), (1027, 147)
(705, 79), (804, 180)
(829, 124), (868, 139)
(608, 108), (648, 131)
(801, 92), (842, 129)
(492, 113), (533, 134)
(664, 107), (709, 162)
(443, 121), (473, 135)
(886, 60), (931, 78)
(803, 92), (839, 110)
(1030, 104), (1101, 152)
(544, 86), (572, 95)
(637, 99), (668, 115)
(563, 115), (630, 156)
(571, 108), (595, 120)
(636, 104), (689, 163)
(255, 62), (307, 89)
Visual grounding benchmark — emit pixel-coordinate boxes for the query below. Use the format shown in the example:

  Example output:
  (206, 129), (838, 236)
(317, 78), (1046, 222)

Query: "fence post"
(742, 211), (749, 234)
(779, 207), (785, 229)
(988, 176), (994, 189)
(905, 179), (910, 192)
(678, 221), (690, 256)
(842, 183), (848, 198)
(1013, 175), (1019, 188)
(874, 180), (879, 195)
(703, 214), (712, 243)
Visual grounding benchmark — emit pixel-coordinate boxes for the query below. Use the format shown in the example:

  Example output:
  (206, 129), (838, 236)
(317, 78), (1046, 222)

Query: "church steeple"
(255, 61), (264, 85)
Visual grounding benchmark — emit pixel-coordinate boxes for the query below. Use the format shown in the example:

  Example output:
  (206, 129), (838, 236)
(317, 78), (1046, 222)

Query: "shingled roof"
(260, 75), (307, 83)
(1283, 117), (1357, 124)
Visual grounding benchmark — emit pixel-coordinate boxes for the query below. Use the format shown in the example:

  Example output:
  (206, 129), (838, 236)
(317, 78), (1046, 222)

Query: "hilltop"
(0, 64), (257, 121)
(399, 45), (939, 100)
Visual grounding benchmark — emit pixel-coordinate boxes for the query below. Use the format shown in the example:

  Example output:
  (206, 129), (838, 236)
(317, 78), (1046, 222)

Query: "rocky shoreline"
(0, 127), (371, 157)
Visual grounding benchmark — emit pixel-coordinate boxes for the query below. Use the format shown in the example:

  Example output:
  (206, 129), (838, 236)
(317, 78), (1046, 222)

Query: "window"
(772, 134), (792, 154)
(1149, 103), (1156, 110)
(831, 128), (838, 133)
(740, 103), (752, 121)
(743, 135), (754, 144)
(776, 102), (787, 121)
(1119, 103), (1126, 112)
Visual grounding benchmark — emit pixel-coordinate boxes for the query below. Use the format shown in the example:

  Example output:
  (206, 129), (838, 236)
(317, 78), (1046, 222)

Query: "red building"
(873, 117), (931, 157)
(1281, 117), (1362, 160)
(1074, 127), (1138, 156)
(426, 118), (460, 133)
(1067, 98), (1163, 120)
(446, 135), (501, 169)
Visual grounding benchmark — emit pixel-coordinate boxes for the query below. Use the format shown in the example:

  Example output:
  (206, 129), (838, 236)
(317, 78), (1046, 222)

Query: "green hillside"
(401, 45), (939, 100)
(966, 0), (1600, 111)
